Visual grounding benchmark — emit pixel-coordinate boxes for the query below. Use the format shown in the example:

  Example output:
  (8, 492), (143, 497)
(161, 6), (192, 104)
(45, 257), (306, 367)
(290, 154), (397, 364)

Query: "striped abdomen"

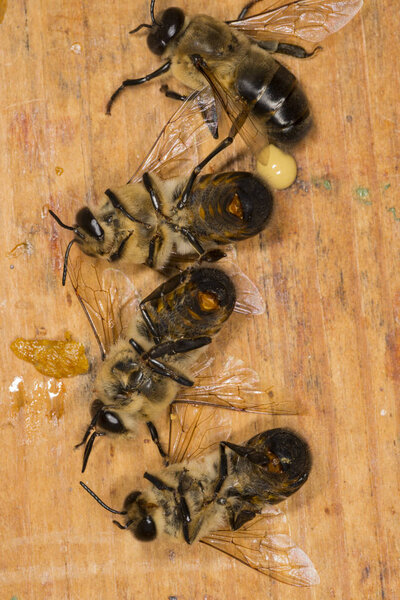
(144, 266), (236, 340)
(236, 53), (311, 144)
(187, 172), (273, 244)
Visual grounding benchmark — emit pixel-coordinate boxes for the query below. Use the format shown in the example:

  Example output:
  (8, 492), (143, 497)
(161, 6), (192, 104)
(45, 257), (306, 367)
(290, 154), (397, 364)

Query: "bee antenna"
(75, 408), (103, 450)
(81, 431), (106, 473)
(49, 209), (75, 231)
(80, 481), (128, 515)
(62, 239), (77, 286)
(150, 0), (159, 25)
(129, 23), (152, 34)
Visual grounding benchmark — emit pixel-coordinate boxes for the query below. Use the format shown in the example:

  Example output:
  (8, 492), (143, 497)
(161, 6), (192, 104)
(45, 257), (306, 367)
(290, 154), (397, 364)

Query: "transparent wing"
(68, 256), (139, 359)
(128, 87), (217, 183)
(168, 403), (232, 464)
(219, 255), (266, 316)
(177, 356), (298, 415)
(192, 58), (267, 157)
(229, 0), (363, 45)
(201, 507), (319, 586)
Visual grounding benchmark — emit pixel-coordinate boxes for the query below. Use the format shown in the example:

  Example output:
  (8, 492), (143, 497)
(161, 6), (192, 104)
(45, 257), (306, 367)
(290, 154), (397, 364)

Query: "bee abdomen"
(190, 172), (273, 243)
(236, 60), (311, 144)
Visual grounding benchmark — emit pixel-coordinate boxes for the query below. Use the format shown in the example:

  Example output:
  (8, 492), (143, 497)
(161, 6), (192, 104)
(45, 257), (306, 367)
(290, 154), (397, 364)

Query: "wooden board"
(0, 1), (399, 598)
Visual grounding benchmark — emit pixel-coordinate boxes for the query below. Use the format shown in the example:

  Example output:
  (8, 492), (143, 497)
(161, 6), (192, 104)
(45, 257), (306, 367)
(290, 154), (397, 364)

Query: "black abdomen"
(236, 58), (311, 145)
(189, 172), (273, 244)
(144, 266), (236, 340)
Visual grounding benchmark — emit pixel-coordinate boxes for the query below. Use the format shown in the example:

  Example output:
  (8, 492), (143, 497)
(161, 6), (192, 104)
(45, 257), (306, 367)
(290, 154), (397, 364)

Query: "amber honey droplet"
(10, 337), (89, 378)
(227, 193), (244, 220)
(198, 291), (219, 312)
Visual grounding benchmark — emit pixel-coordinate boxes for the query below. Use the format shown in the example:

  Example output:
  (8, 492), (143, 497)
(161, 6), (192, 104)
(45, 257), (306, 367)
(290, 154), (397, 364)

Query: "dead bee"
(70, 255), (291, 473)
(76, 254), (238, 472)
(49, 89), (273, 283)
(106, 0), (363, 149)
(80, 407), (318, 587)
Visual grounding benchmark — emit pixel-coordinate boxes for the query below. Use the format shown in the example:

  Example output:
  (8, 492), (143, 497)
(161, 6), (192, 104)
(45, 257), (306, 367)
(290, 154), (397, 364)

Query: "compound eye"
(161, 7), (185, 34)
(147, 7), (184, 55)
(76, 207), (104, 240)
(97, 410), (125, 434)
(134, 515), (157, 541)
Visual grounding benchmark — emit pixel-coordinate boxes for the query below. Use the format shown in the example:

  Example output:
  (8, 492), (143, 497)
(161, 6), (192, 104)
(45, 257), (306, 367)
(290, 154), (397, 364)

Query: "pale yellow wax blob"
(256, 144), (297, 190)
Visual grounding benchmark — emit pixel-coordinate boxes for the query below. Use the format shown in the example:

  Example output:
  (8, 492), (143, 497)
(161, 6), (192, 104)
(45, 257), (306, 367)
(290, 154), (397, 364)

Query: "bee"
(80, 404), (318, 587)
(75, 253), (239, 471)
(49, 88), (273, 284)
(70, 254), (293, 472)
(105, 0), (363, 150)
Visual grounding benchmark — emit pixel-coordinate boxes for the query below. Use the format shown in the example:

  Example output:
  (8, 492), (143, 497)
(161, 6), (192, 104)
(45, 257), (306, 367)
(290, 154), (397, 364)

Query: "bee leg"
(144, 471), (175, 492)
(230, 508), (257, 530)
(105, 189), (152, 229)
(129, 339), (194, 386)
(147, 357), (194, 387)
(106, 60), (171, 115)
(160, 84), (188, 102)
(233, 0), (264, 20)
(148, 337), (212, 359)
(146, 421), (168, 461)
(212, 443), (229, 497)
(145, 231), (163, 270)
(177, 134), (235, 210)
(258, 41), (321, 59)
(222, 440), (269, 466)
(140, 301), (162, 345)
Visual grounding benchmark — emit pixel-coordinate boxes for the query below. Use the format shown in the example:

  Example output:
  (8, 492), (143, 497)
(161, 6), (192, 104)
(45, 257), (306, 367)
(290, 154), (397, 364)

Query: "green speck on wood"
(383, 183), (391, 190)
(355, 187), (372, 205)
(387, 207), (400, 222)
(356, 186), (369, 198)
(312, 177), (332, 191)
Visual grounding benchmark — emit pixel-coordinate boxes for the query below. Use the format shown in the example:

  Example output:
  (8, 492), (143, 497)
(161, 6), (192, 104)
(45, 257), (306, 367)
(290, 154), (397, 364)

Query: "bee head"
(49, 207), (106, 285)
(79, 483), (157, 541)
(123, 491), (158, 541)
(76, 399), (128, 473)
(90, 399), (127, 435)
(146, 5), (185, 56)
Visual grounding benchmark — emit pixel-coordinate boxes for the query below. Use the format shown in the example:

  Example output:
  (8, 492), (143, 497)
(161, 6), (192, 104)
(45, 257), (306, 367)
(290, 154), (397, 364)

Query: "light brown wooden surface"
(0, 1), (399, 598)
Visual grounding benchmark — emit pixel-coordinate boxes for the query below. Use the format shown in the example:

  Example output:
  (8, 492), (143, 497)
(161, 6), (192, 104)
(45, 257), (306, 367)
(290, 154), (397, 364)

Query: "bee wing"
(201, 507), (319, 586)
(193, 59), (267, 157)
(177, 355), (298, 415)
(168, 402), (232, 464)
(219, 254), (266, 316)
(68, 256), (139, 359)
(229, 0), (363, 46)
(128, 88), (218, 183)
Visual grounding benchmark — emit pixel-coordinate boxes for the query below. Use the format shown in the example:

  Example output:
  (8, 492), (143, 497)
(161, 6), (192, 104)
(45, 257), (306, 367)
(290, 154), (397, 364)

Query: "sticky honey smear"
(10, 335), (89, 378)
(0, 0), (7, 24)
(256, 144), (297, 190)
(9, 377), (66, 434)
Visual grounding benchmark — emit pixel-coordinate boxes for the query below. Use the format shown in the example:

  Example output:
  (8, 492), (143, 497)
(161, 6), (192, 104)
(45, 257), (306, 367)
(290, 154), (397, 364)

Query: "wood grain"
(0, 1), (399, 598)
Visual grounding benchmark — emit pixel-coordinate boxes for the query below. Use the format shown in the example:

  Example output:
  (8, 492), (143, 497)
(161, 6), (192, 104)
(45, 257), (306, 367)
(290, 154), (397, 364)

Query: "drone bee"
(70, 254), (294, 472)
(81, 406), (318, 587)
(49, 88), (273, 283)
(106, 0), (363, 150)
